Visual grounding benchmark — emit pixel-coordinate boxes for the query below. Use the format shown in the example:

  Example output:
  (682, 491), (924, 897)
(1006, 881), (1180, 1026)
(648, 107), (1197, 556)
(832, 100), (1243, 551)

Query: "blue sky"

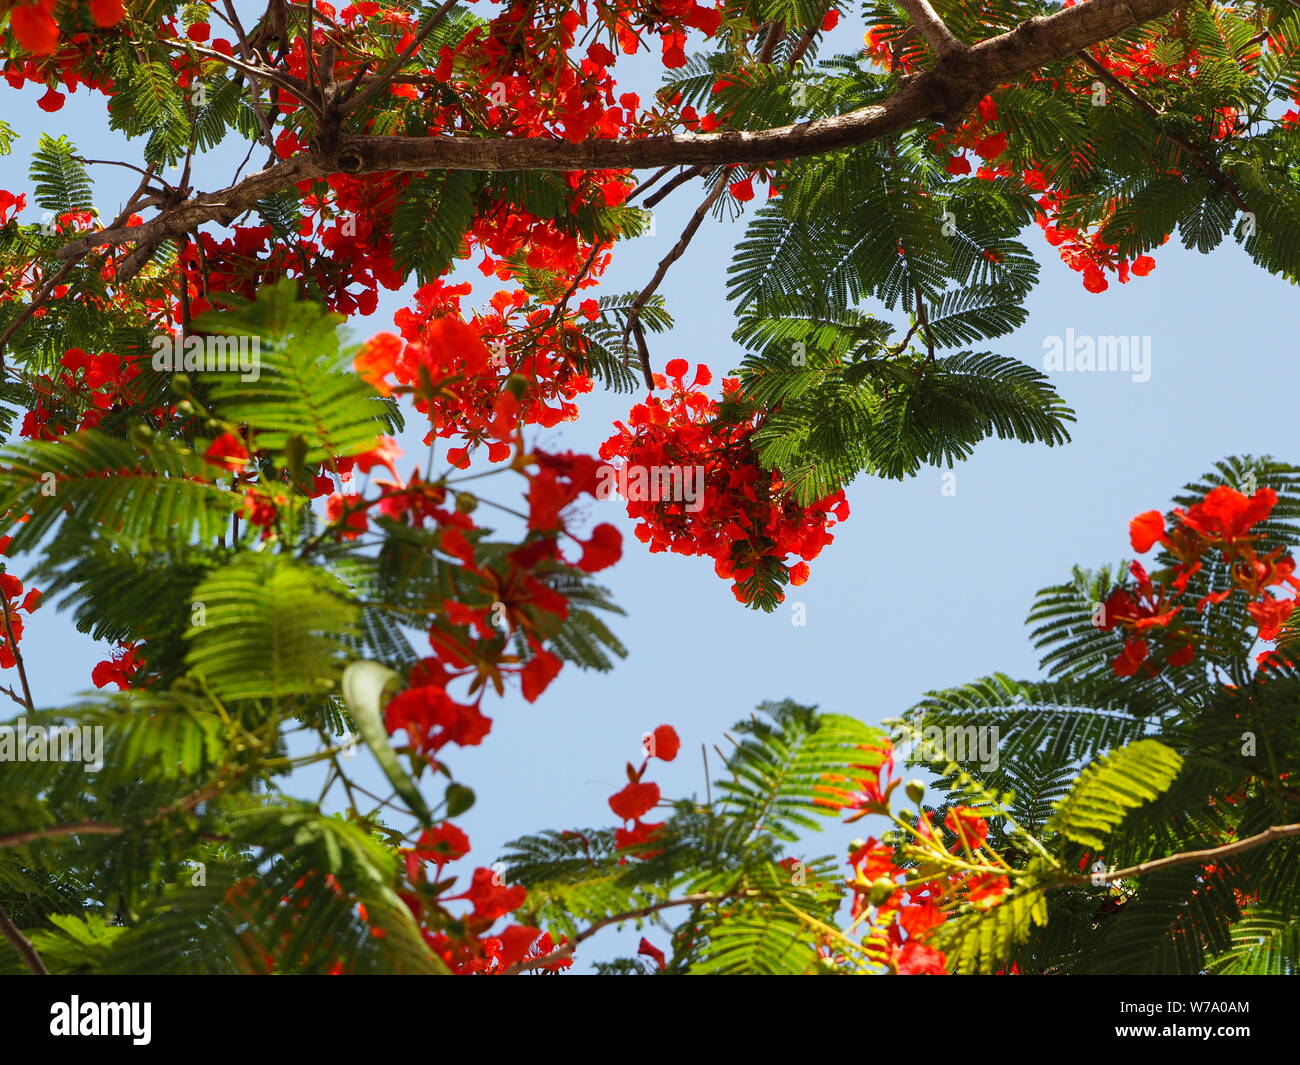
(2, 13), (1296, 967)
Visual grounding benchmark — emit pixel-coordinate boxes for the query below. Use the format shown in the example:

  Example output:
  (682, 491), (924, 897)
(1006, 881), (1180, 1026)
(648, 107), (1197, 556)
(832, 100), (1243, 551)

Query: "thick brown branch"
(896, 0), (965, 58)
(53, 0), (1191, 268)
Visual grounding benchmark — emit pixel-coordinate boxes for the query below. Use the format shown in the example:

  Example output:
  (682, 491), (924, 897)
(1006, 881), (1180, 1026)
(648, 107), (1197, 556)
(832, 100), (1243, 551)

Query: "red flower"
(385, 685), (492, 753)
(89, 0), (126, 26)
(1247, 595), (1295, 642)
(10, 4), (60, 55)
(354, 332), (402, 395)
(1113, 638), (1150, 676)
(578, 523), (622, 572)
(1177, 486), (1276, 546)
(638, 937), (667, 968)
(609, 781), (660, 821)
(967, 873), (1011, 909)
(520, 648), (563, 703)
(615, 819), (665, 854)
(91, 643), (143, 691)
(648, 724), (680, 762)
(415, 822), (470, 865)
(36, 86), (65, 112)
(1129, 510), (1166, 553)
(204, 432), (249, 471)
(974, 132), (1007, 159)
(944, 806), (989, 852)
(729, 176), (755, 202)
(895, 940), (948, 975)
(325, 492), (368, 540)
(946, 155), (972, 176)
(461, 867), (527, 922)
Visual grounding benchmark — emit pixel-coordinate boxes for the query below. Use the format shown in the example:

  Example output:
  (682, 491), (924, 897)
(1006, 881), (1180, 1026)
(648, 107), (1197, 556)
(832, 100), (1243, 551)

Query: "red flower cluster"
(607, 724), (680, 857)
(90, 641), (143, 690)
(399, 821), (571, 975)
(816, 739), (1025, 973)
(0, 571), (41, 671)
(355, 279), (598, 461)
(21, 348), (142, 440)
(927, 92), (1164, 293)
(1101, 485), (1300, 676)
(7, 0), (125, 56)
(600, 360), (849, 605)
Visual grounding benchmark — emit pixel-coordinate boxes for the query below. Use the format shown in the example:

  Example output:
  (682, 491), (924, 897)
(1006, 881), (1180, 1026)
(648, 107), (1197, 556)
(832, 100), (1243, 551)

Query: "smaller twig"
(643, 165), (705, 210)
(0, 583), (34, 712)
(623, 176), (729, 387)
(74, 157), (175, 193)
(340, 0), (459, 112)
(502, 892), (746, 974)
(0, 904), (48, 975)
(1074, 822), (1300, 885)
(0, 822), (125, 849)
(1079, 51), (1250, 214)
(914, 286), (934, 361)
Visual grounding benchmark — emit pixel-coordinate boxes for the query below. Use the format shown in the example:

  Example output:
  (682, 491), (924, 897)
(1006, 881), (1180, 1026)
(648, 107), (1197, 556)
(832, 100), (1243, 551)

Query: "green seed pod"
(284, 433), (309, 487)
(445, 782), (476, 817)
(868, 877), (898, 907)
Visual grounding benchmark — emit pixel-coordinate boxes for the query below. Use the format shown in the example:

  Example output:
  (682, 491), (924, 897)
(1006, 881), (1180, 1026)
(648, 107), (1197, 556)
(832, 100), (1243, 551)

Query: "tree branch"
(1077, 50), (1251, 215)
(340, 0), (460, 112)
(0, 822), (126, 849)
(1074, 822), (1300, 885)
(0, 583), (34, 711)
(895, 0), (966, 58)
(0, 904), (48, 975)
(51, 0), (1192, 271)
(623, 175), (729, 388)
(501, 892), (741, 974)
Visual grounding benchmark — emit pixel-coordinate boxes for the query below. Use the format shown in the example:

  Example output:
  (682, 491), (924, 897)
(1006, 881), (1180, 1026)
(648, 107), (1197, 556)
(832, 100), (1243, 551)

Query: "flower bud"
(906, 779), (926, 804)
(868, 877), (897, 907)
